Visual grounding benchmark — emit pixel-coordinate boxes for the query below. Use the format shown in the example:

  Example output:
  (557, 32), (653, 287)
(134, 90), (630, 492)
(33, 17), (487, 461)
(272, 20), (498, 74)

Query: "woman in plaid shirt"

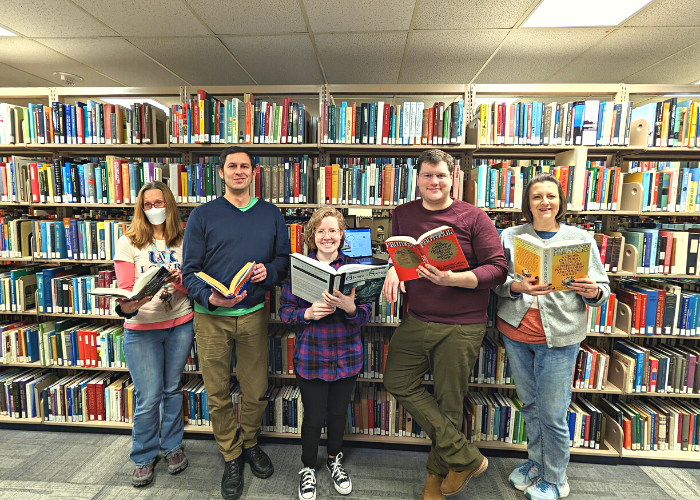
(279, 207), (372, 500)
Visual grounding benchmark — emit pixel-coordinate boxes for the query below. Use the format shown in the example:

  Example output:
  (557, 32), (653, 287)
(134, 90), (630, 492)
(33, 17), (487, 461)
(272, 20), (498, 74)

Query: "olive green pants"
(384, 314), (485, 477)
(194, 308), (269, 461)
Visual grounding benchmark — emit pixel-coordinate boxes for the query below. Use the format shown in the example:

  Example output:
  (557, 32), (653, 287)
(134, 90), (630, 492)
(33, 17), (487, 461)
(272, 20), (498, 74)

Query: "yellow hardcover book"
(661, 101), (671, 147)
(690, 102), (698, 146)
(514, 234), (591, 292)
(478, 104), (489, 144)
(194, 262), (255, 298)
(181, 172), (188, 200)
(331, 163), (340, 204)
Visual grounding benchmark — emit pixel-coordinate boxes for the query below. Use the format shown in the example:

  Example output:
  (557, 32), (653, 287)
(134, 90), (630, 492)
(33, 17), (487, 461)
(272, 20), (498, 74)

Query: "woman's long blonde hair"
(124, 181), (184, 249)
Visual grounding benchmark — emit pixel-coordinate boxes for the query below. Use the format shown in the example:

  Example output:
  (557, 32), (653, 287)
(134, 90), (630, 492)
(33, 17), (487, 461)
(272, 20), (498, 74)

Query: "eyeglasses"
(143, 200), (166, 210)
(315, 229), (340, 238)
(419, 173), (449, 181)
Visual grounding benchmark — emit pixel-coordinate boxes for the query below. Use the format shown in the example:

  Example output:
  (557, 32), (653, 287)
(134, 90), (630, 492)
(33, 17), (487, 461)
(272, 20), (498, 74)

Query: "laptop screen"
(343, 228), (373, 258)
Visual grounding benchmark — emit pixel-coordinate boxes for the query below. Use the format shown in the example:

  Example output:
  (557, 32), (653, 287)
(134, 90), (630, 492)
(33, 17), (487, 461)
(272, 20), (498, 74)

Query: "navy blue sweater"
(182, 197), (290, 311)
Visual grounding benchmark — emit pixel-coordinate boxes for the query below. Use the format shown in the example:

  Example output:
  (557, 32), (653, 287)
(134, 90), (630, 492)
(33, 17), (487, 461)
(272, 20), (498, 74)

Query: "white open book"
(89, 266), (170, 301)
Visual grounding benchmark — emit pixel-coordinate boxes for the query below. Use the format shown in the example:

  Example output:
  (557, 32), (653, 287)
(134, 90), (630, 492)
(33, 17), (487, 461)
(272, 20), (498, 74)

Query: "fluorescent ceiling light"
(522, 0), (652, 28)
(101, 98), (170, 117)
(473, 97), (519, 107)
(0, 26), (17, 36)
(696, 80), (700, 84)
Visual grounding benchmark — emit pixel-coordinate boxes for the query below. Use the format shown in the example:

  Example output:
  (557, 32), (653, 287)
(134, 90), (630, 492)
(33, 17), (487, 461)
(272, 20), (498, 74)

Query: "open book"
(195, 262), (256, 298)
(384, 226), (468, 281)
(513, 234), (591, 292)
(290, 253), (389, 304)
(89, 265), (170, 301)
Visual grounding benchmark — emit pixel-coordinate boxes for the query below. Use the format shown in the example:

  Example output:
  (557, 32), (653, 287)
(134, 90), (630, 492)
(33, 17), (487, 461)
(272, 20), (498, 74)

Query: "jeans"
(296, 374), (358, 468)
(383, 315), (485, 477)
(123, 320), (195, 466)
(502, 335), (580, 484)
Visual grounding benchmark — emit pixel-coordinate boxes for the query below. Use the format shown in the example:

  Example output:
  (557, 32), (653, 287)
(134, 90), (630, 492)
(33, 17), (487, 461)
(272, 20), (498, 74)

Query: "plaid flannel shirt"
(279, 251), (372, 381)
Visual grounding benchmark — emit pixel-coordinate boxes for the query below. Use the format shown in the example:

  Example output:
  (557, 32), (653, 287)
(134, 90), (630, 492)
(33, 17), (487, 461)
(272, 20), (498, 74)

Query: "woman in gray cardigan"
(493, 173), (609, 500)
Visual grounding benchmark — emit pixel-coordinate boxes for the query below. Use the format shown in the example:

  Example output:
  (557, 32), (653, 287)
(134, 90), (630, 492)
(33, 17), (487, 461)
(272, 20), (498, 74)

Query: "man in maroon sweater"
(382, 149), (507, 500)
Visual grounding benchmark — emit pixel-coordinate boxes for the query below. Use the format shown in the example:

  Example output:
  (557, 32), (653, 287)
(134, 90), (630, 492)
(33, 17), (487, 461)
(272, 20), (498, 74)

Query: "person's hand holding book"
(209, 289), (248, 307)
(511, 277), (553, 296)
(323, 288), (357, 317)
(567, 277), (600, 300)
(116, 295), (154, 314)
(304, 300), (336, 321)
(250, 263), (267, 283)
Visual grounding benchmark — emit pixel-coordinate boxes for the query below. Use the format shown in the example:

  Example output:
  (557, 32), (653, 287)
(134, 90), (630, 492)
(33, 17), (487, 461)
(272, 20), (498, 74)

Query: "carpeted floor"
(0, 430), (698, 499)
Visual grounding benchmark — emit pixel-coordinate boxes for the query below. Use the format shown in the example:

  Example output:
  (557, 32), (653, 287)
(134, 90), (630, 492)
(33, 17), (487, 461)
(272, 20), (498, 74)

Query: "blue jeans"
(123, 320), (194, 466)
(502, 335), (579, 484)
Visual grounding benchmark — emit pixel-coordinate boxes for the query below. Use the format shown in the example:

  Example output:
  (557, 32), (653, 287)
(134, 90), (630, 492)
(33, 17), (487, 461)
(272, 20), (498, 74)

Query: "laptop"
(342, 228), (390, 266)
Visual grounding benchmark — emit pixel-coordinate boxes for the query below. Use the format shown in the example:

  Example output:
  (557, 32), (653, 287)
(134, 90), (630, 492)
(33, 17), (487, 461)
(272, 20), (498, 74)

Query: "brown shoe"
(165, 448), (188, 475)
(132, 463), (154, 487)
(420, 473), (445, 500)
(440, 456), (488, 496)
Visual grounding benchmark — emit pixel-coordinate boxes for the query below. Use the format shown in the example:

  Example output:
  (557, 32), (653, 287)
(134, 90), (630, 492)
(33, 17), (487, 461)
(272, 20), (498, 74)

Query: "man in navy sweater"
(183, 146), (290, 500)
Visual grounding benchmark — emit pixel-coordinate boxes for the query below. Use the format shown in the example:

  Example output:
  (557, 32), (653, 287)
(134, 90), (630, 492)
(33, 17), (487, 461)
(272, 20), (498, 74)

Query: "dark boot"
(221, 455), (244, 500)
(243, 444), (274, 479)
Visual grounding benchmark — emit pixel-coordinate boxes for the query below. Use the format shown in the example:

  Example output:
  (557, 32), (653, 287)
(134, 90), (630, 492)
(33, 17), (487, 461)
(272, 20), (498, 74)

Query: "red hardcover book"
(606, 294), (615, 333)
(351, 102), (357, 143)
(649, 357), (659, 392)
(286, 335), (295, 375)
(324, 166), (332, 204)
(367, 388), (375, 436)
(87, 378), (97, 420)
(583, 413), (591, 447)
(385, 226), (468, 282)
(655, 288), (666, 334)
(382, 103), (391, 145)
(623, 417), (632, 450)
(76, 104), (85, 144)
(281, 97), (290, 144)
(294, 163), (300, 203)
(95, 377), (105, 421)
(215, 100), (221, 143)
(76, 329), (85, 367)
(29, 163), (40, 202)
(255, 166), (261, 198)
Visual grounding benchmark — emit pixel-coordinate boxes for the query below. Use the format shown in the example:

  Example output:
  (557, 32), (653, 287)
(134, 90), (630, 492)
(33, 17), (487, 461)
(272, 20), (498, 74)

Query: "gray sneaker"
(165, 448), (188, 475)
(132, 463), (154, 487)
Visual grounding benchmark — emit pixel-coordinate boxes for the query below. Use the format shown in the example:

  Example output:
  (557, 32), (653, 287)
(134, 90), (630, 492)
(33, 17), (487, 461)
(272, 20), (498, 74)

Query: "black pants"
(296, 373), (358, 468)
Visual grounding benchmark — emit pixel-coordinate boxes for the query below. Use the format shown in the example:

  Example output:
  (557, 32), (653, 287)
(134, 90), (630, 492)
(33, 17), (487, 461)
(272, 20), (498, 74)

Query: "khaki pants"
(383, 315), (485, 477)
(194, 308), (269, 461)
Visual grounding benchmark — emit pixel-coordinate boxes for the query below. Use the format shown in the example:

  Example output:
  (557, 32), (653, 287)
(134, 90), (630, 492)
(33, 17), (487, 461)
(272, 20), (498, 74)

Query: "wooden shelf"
(44, 419), (132, 428)
(0, 309), (38, 316)
(629, 334), (700, 339)
(173, 143), (318, 151)
(467, 381), (622, 394)
(0, 256), (34, 262)
(34, 258), (109, 264)
(44, 312), (120, 319)
(620, 448), (700, 461)
(586, 329), (629, 338)
(322, 144), (469, 152)
(630, 391), (700, 399)
(0, 415), (42, 424)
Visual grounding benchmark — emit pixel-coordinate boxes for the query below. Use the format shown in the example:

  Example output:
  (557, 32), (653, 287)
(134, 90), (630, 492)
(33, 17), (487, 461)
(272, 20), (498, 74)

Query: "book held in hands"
(290, 253), (389, 304)
(89, 265), (170, 301)
(195, 262), (256, 298)
(384, 226), (468, 281)
(513, 234), (590, 292)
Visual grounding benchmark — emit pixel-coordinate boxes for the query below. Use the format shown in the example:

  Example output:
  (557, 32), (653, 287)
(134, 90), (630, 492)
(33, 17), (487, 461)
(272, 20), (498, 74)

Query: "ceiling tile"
(304, 0), (414, 33)
(315, 33), (407, 84)
(0, 62), (56, 87)
(128, 37), (253, 85)
(625, 41), (700, 84)
(38, 38), (188, 87)
(415, 0), (534, 30)
(550, 27), (700, 83)
(0, 38), (122, 86)
(220, 35), (323, 85)
(476, 29), (609, 84)
(625, 0), (700, 27)
(402, 30), (507, 84)
(71, 0), (209, 36)
(0, 0), (116, 37)
(188, 0), (306, 35)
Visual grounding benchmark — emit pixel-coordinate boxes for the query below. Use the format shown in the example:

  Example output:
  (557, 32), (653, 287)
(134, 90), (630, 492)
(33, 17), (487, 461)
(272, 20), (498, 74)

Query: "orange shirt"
(497, 308), (547, 344)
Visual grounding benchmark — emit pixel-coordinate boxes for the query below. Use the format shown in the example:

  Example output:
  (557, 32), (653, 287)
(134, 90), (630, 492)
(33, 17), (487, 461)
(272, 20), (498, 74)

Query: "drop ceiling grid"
(37, 38), (189, 87)
(314, 32), (408, 84)
(69, 0), (211, 36)
(0, 0), (117, 37)
(414, 0), (536, 30)
(187, 0), (307, 35)
(624, 0), (700, 27)
(127, 37), (253, 86)
(624, 40), (700, 84)
(401, 30), (508, 84)
(303, 0), (415, 33)
(475, 28), (610, 84)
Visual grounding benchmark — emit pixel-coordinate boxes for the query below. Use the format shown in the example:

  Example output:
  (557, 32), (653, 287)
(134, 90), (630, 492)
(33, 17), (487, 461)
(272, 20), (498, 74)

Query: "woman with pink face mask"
(114, 181), (194, 487)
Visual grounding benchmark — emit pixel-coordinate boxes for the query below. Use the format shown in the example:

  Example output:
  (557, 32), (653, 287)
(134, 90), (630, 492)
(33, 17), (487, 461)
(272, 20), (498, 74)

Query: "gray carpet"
(0, 430), (698, 499)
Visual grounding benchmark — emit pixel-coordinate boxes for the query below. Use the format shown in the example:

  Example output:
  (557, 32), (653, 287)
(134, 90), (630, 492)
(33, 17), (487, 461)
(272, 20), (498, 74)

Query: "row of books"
(251, 156), (316, 205)
(0, 318), (125, 369)
(593, 233), (623, 273)
(0, 367), (52, 419)
(620, 226), (700, 277)
(32, 218), (130, 262)
(320, 100), (464, 146)
(0, 101), (165, 146)
(468, 161), (622, 212)
(614, 339), (700, 395)
(632, 98), (700, 148)
(624, 163), (700, 213)
(172, 92), (315, 145)
(574, 342), (610, 391)
(605, 397), (700, 451)
(585, 293), (618, 334)
(473, 100), (634, 147)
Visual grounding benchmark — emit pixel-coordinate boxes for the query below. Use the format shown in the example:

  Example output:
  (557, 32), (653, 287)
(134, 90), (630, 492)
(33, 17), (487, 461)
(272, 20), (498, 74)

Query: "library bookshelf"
(3, 83), (700, 462)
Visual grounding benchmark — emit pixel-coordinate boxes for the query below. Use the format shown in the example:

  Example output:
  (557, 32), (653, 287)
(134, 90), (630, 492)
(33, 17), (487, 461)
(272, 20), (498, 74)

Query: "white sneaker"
(298, 467), (316, 500)
(326, 452), (352, 495)
(525, 477), (570, 500)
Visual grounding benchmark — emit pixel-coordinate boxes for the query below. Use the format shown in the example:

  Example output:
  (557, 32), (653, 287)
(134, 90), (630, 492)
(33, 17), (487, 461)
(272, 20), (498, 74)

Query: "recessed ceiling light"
(522, 0), (652, 28)
(0, 26), (17, 36)
(101, 98), (170, 117)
